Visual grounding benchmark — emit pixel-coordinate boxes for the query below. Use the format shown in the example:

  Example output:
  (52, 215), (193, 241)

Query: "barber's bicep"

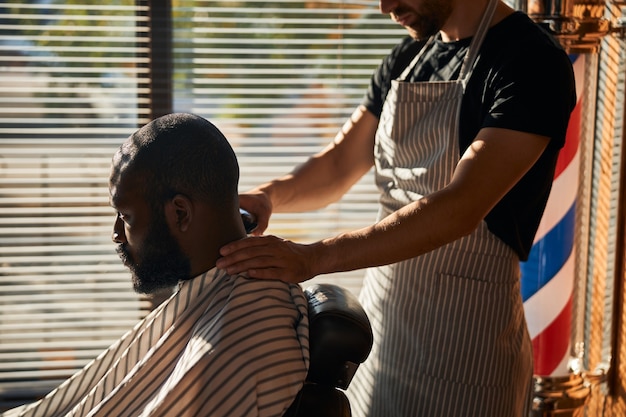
(449, 127), (550, 215)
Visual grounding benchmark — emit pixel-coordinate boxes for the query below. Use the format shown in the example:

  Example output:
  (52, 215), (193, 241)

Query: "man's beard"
(116, 216), (191, 295)
(396, 0), (452, 40)
(406, 19), (440, 40)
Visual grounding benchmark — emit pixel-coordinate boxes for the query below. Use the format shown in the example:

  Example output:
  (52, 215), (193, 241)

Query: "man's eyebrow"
(109, 193), (120, 209)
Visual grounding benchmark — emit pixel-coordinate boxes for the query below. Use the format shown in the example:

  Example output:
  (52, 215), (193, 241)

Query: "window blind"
(171, 0), (405, 293)
(0, 1), (152, 410)
(0, 0), (405, 411)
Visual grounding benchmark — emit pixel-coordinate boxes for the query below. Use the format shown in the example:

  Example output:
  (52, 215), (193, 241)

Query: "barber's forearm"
(258, 157), (358, 213)
(309, 193), (481, 276)
(259, 105), (377, 214)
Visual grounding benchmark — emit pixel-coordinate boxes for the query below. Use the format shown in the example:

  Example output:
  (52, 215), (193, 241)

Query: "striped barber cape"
(3, 269), (310, 417)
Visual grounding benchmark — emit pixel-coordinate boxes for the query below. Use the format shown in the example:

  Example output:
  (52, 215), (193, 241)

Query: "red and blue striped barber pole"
(521, 54), (585, 376)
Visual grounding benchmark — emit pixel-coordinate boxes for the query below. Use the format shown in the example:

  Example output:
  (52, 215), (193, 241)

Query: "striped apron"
(347, 1), (534, 416)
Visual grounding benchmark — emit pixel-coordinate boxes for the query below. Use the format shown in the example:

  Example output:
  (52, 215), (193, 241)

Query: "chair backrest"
(283, 283), (373, 417)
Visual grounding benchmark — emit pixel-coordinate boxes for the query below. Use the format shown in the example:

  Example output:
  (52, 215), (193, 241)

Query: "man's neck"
(440, 0), (513, 42)
(190, 225), (247, 278)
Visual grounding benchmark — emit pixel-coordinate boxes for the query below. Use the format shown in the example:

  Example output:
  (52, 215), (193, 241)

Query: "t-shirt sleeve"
(481, 45), (576, 148)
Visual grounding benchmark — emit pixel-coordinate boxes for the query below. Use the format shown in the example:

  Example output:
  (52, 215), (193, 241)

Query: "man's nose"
(112, 217), (126, 243)
(379, 0), (397, 14)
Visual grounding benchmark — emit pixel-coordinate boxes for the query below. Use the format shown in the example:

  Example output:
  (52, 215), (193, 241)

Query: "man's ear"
(165, 194), (193, 233)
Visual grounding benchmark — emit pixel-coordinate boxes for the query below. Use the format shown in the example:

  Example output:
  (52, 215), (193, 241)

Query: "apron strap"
(398, 37), (435, 81)
(459, 0), (499, 86)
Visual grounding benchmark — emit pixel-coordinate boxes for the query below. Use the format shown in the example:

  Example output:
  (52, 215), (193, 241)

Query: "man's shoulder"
(212, 271), (308, 314)
(479, 11), (574, 91)
(220, 271), (304, 294)
(154, 271), (310, 417)
(486, 11), (568, 57)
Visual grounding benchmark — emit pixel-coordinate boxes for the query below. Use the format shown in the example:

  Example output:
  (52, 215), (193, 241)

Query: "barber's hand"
(217, 235), (317, 284)
(238, 191), (272, 235)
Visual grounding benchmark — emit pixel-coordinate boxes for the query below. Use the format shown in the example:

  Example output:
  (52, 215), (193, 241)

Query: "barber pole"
(520, 54), (585, 377)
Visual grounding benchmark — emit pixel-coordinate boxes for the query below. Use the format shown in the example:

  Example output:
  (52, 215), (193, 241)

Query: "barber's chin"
(404, 26), (421, 40)
(407, 27), (432, 41)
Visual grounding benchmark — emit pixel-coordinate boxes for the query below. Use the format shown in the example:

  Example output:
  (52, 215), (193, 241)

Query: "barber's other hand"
(217, 235), (317, 284)
(238, 191), (272, 235)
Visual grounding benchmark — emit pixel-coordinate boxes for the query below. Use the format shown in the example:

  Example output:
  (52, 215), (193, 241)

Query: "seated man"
(3, 113), (310, 417)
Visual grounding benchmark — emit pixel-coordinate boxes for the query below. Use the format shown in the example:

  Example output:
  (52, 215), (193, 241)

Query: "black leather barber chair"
(283, 283), (373, 417)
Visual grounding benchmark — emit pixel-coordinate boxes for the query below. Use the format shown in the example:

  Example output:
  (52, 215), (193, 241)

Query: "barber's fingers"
(217, 235), (314, 283)
(238, 193), (272, 235)
(250, 218), (269, 236)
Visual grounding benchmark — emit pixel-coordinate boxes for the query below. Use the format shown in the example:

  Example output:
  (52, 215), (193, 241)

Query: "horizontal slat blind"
(0, 0), (406, 411)
(0, 1), (152, 410)
(171, 0), (405, 294)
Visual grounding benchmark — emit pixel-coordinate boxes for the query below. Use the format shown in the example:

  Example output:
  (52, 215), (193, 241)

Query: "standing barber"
(218, 0), (576, 415)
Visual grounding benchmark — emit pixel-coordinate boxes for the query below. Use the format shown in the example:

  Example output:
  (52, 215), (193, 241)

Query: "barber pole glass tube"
(521, 54), (585, 377)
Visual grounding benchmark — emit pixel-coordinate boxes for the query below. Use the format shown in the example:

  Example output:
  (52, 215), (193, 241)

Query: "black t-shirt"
(362, 11), (576, 260)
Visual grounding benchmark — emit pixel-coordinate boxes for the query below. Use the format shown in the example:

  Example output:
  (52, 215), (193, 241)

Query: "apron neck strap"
(459, 0), (499, 84)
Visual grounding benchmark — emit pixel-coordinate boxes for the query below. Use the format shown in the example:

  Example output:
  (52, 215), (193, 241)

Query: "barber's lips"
(392, 12), (413, 27)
